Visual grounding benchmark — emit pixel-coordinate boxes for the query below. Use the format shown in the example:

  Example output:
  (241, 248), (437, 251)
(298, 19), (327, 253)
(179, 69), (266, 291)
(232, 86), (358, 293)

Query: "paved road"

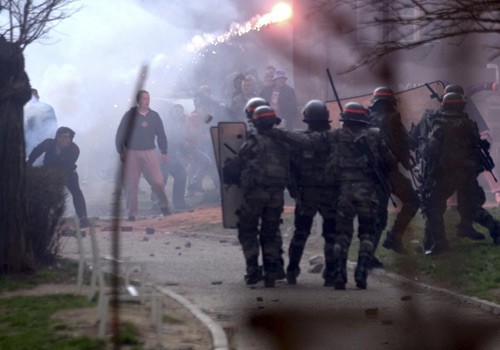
(62, 212), (500, 350)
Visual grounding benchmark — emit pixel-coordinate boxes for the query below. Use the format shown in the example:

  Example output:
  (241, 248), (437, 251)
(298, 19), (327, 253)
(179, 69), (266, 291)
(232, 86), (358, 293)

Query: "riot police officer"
(368, 87), (420, 258)
(286, 100), (337, 286)
(226, 105), (291, 287)
(329, 102), (392, 289)
(240, 98), (286, 283)
(413, 84), (494, 241)
(422, 92), (500, 254)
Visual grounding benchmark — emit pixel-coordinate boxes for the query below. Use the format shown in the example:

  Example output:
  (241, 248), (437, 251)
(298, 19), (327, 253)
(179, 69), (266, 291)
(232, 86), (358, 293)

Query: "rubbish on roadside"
(364, 308), (379, 319)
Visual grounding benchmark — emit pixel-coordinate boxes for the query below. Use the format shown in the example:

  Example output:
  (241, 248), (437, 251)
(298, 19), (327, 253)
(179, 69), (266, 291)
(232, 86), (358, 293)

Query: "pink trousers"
(123, 149), (169, 216)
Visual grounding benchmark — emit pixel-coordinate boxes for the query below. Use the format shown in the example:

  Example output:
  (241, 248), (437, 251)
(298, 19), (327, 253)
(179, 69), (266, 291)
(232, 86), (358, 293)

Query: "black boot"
(245, 265), (263, 285)
(264, 274), (276, 288)
(276, 259), (286, 280)
(355, 257), (370, 289)
(286, 265), (300, 285)
(489, 221), (500, 245)
(333, 274), (346, 290)
(324, 269), (346, 289)
(382, 233), (409, 255)
(457, 223), (486, 241)
(368, 256), (384, 269)
(325, 254), (346, 290)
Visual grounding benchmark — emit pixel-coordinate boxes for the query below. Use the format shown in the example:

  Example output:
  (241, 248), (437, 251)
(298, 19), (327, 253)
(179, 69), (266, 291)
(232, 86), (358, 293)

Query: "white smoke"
(22, 0), (294, 213)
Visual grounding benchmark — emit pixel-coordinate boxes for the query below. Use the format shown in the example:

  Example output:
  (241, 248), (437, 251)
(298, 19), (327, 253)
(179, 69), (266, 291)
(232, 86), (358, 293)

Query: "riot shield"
(210, 126), (220, 172)
(326, 80), (446, 129)
(217, 122), (247, 229)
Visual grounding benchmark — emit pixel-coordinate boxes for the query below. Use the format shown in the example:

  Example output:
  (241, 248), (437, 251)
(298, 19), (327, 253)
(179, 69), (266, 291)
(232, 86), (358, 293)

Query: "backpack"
(240, 134), (290, 188)
(327, 127), (382, 182)
(428, 114), (477, 168)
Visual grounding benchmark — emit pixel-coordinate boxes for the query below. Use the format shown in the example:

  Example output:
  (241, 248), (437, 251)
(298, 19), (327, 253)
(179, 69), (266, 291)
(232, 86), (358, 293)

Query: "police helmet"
(302, 100), (330, 123)
(441, 92), (466, 113)
(244, 97), (269, 120)
(252, 105), (281, 126)
(444, 84), (464, 96)
(370, 86), (397, 106)
(340, 102), (370, 124)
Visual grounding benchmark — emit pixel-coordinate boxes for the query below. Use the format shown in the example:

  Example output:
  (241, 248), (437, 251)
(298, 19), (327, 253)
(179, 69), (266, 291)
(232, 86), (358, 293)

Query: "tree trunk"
(0, 36), (35, 273)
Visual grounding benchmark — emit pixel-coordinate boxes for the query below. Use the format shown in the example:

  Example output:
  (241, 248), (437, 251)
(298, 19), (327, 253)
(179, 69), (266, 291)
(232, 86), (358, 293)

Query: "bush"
(26, 166), (67, 266)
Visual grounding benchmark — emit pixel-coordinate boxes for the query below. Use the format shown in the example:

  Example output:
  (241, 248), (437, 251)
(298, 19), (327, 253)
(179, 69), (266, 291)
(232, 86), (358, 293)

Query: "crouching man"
(27, 126), (89, 228)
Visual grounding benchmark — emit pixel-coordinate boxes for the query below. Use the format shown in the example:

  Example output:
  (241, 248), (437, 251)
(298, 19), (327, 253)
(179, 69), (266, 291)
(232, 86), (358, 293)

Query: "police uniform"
(286, 100), (337, 285)
(368, 87), (420, 257)
(232, 106), (290, 287)
(328, 102), (391, 289)
(413, 86), (498, 242)
(422, 93), (500, 254)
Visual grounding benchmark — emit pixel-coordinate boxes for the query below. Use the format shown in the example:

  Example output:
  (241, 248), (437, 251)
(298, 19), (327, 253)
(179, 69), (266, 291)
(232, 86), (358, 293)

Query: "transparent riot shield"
(326, 80), (446, 129)
(210, 126), (220, 173)
(217, 122), (247, 229)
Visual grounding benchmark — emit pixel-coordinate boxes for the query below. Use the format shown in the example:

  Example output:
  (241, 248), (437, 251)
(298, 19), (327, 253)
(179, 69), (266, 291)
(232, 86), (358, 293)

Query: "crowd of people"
(112, 65), (299, 219)
(223, 85), (500, 289)
(24, 70), (500, 291)
(22, 65), (298, 223)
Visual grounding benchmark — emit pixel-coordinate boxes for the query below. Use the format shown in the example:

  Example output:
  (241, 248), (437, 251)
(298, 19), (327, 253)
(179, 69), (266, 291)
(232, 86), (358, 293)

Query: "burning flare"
(184, 2), (292, 54)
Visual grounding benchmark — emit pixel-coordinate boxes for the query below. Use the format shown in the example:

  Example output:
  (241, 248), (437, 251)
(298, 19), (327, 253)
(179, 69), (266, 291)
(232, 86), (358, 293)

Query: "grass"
(0, 294), (104, 350)
(282, 206), (500, 304)
(0, 258), (179, 349)
(0, 259), (80, 293)
(377, 207), (500, 304)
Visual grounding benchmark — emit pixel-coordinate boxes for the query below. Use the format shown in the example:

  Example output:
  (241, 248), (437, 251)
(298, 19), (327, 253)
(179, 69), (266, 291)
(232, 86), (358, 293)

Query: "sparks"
(271, 2), (293, 23)
(184, 2), (293, 54)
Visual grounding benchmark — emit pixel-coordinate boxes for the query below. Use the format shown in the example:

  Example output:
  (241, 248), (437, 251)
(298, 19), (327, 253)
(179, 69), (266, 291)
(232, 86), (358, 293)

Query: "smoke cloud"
(23, 0), (294, 213)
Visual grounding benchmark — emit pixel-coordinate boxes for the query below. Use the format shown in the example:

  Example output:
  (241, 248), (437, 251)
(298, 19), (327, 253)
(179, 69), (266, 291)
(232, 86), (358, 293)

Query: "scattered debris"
(309, 255), (324, 265)
(121, 226), (133, 232)
(149, 253), (155, 257)
(142, 237), (149, 242)
(211, 281), (223, 285)
(219, 239), (228, 243)
(185, 242), (192, 248)
(175, 246), (181, 249)
(163, 282), (179, 286)
(308, 263), (324, 274)
(364, 308), (379, 319)
(146, 227), (155, 235)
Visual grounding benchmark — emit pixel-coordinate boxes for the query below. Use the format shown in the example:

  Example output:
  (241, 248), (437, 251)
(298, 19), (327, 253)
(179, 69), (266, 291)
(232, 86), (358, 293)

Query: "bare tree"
(0, 0), (79, 50)
(0, 0), (79, 273)
(309, 0), (500, 71)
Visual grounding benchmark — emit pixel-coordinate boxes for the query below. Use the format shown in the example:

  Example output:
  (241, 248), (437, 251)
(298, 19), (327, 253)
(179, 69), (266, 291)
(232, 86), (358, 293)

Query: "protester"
(260, 69), (299, 131)
(24, 88), (58, 156)
(115, 90), (171, 221)
(27, 126), (89, 228)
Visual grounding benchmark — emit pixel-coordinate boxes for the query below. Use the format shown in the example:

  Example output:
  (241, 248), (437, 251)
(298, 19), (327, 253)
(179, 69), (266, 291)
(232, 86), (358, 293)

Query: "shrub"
(26, 166), (67, 266)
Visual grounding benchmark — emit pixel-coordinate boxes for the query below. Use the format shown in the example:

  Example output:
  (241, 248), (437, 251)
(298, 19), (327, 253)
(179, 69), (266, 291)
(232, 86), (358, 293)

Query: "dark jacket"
(115, 107), (168, 154)
(27, 137), (79, 173)
(260, 84), (298, 131)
